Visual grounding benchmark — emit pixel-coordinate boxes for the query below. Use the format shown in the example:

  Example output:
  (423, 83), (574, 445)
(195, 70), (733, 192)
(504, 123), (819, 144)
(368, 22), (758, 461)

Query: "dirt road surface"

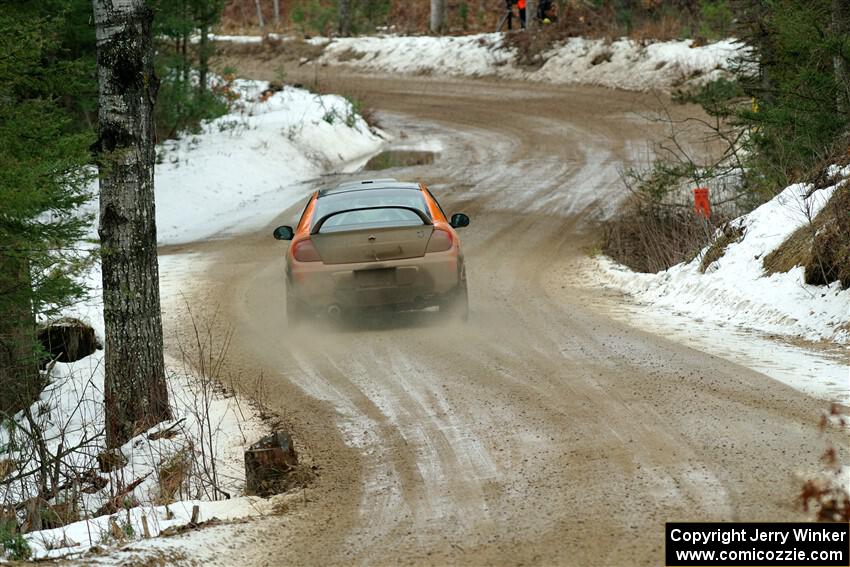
(160, 67), (842, 566)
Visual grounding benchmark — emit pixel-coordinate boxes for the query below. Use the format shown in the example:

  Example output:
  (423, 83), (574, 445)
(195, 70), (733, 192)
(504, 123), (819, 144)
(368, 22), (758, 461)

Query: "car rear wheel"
(440, 280), (469, 322)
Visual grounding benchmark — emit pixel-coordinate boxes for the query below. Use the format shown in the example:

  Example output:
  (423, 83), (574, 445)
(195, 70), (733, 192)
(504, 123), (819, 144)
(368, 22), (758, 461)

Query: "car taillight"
(292, 238), (321, 262)
(426, 229), (454, 253)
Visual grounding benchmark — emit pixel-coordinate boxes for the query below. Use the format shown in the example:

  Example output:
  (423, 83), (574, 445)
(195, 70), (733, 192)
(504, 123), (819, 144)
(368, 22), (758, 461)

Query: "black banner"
(666, 522), (850, 566)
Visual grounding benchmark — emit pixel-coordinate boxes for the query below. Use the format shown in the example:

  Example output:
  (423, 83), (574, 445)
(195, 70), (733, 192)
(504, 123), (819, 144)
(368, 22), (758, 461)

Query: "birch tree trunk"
(273, 0), (280, 27)
(338, 0), (352, 36)
(833, 0), (850, 115)
(92, 0), (170, 448)
(255, 0), (265, 32)
(430, 0), (447, 34)
(526, 0), (536, 30)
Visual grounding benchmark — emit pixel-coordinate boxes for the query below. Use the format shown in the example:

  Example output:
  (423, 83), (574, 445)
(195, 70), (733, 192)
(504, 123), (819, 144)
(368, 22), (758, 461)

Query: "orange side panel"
(420, 184), (448, 223)
(296, 193), (318, 236)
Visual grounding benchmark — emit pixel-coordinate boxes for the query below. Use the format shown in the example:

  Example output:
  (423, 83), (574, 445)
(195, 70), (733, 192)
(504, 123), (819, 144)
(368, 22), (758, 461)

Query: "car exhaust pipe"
(327, 304), (342, 320)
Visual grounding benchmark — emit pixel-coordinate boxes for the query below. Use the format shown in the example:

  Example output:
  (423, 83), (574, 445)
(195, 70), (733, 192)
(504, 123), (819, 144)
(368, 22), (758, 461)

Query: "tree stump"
(38, 318), (98, 363)
(245, 431), (298, 496)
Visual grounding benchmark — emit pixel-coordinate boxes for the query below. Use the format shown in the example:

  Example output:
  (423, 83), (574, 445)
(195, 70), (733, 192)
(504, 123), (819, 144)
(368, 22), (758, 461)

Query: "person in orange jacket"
(517, 0), (527, 28)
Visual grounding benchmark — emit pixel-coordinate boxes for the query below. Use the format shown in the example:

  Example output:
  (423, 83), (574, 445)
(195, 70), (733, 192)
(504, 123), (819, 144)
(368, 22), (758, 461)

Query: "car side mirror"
(273, 225), (294, 240)
(450, 213), (469, 228)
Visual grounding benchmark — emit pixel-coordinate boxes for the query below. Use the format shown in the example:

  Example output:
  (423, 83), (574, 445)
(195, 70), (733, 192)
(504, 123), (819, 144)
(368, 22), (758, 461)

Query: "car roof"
(317, 178), (422, 198)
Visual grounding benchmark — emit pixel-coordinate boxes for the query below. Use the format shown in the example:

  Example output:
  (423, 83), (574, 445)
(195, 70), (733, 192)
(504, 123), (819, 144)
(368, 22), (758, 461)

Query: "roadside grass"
(156, 449), (192, 505)
(805, 183), (850, 288)
(336, 47), (366, 62)
(601, 195), (722, 273)
(764, 182), (850, 289)
(603, 175), (849, 284)
(762, 224), (812, 275)
(699, 222), (744, 273)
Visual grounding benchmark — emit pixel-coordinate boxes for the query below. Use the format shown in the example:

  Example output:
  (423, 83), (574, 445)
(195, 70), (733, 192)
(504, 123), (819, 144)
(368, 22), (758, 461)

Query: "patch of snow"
(590, 172), (850, 401)
(214, 33), (741, 92)
(26, 496), (273, 560)
(207, 34), (260, 44)
(81, 79), (386, 246)
(594, 292), (850, 404)
(55, 249), (105, 342)
(532, 37), (740, 91)
(322, 33), (513, 78)
(0, 343), (269, 561)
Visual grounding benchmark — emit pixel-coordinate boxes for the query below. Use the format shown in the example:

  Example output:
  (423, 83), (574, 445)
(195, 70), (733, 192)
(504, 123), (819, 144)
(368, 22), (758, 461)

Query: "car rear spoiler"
(311, 206), (432, 235)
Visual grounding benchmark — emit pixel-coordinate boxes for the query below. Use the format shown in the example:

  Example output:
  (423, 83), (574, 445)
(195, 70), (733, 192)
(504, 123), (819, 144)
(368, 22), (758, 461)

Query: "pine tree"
(150, 0), (228, 138)
(192, 0), (227, 93)
(0, 5), (94, 414)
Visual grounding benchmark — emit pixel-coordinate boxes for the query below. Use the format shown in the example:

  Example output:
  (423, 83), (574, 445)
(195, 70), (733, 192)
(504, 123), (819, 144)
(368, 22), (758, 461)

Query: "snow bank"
(0, 344), (269, 560)
(154, 81), (383, 244)
(292, 33), (739, 92)
(596, 168), (850, 345)
(319, 34), (513, 78)
(27, 495), (272, 560)
(83, 79), (385, 245)
(532, 37), (739, 91)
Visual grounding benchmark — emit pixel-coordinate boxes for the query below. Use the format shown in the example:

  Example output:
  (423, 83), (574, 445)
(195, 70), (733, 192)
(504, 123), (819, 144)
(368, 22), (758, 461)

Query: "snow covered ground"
(213, 33), (742, 91)
(315, 33), (740, 92)
(82, 79), (385, 245)
(9, 351), (269, 561)
(590, 168), (850, 403)
(1, 80), (385, 562)
(209, 32), (740, 92)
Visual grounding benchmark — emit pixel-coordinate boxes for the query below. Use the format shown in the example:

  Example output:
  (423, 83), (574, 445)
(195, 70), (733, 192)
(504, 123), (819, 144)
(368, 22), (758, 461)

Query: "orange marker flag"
(693, 187), (711, 218)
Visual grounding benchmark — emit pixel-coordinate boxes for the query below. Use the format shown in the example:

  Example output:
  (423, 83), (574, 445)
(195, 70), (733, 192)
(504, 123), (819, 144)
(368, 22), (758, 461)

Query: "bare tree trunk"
(181, 0), (190, 83)
(255, 0), (265, 32)
(339, 0), (352, 36)
(273, 0), (281, 27)
(92, 0), (170, 448)
(526, 0), (536, 30)
(430, 0), (447, 33)
(239, 0), (248, 26)
(199, 20), (210, 93)
(833, 0), (850, 115)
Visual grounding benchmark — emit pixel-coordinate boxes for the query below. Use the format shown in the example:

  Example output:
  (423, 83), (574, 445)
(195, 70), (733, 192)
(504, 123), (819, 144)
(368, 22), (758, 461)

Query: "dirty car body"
(273, 179), (470, 322)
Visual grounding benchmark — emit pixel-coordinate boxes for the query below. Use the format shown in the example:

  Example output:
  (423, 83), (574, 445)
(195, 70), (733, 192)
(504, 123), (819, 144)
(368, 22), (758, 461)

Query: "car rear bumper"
(288, 252), (462, 310)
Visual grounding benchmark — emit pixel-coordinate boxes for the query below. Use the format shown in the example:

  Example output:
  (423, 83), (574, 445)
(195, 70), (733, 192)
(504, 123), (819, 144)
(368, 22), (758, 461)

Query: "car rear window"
(313, 188), (430, 232)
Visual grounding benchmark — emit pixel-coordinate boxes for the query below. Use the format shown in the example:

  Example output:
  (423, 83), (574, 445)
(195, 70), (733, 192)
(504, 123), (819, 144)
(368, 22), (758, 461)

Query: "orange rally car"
(273, 178), (470, 323)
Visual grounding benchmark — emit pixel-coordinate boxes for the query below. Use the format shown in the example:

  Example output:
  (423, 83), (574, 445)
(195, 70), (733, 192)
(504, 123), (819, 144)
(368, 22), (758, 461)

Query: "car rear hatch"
(311, 225), (434, 264)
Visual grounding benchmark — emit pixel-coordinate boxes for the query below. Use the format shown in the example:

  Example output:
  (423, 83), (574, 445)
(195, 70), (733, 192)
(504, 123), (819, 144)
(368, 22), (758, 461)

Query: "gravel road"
(160, 67), (842, 566)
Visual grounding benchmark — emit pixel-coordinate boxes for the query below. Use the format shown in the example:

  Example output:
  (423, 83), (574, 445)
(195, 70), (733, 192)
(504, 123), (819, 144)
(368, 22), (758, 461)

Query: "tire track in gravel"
(160, 69), (845, 566)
